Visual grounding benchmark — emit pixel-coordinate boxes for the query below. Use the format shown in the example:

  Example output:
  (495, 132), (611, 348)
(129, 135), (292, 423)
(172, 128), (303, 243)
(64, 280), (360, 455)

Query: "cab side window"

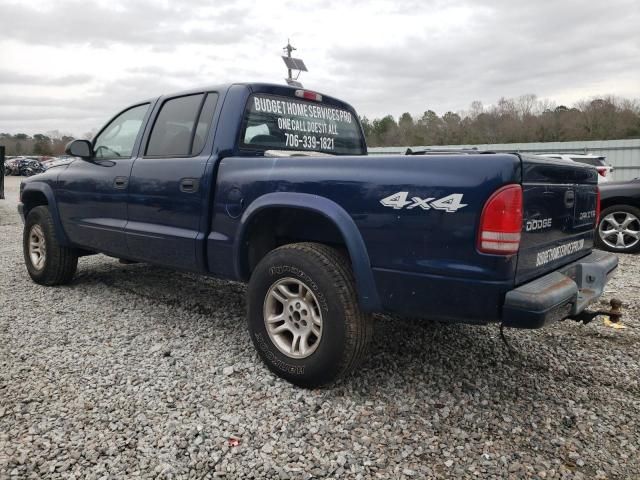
(93, 104), (149, 158)
(145, 93), (218, 157)
(192, 93), (218, 154)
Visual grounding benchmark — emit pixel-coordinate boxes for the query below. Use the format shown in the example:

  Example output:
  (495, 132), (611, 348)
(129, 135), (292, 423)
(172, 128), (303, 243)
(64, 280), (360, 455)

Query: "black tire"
(247, 242), (372, 388)
(23, 206), (78, 285)
(595, 204), (640, 254)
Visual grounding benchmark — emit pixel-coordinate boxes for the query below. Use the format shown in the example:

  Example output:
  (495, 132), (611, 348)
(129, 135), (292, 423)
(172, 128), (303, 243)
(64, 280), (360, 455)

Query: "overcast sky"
(0, 0), (638, 136)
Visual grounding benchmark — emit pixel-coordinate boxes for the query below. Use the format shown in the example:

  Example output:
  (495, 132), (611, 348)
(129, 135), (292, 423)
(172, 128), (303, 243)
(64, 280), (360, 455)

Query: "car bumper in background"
(502, 250), (618, 328)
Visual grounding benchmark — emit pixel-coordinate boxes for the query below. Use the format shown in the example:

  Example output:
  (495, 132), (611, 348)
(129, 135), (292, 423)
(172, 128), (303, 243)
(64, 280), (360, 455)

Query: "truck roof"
(130, 82), (357, 113)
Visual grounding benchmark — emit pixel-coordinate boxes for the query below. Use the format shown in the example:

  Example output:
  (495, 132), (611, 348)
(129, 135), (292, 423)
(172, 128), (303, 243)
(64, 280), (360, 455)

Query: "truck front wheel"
(23, 206), (78, 285)
(247, 242), (372, 387)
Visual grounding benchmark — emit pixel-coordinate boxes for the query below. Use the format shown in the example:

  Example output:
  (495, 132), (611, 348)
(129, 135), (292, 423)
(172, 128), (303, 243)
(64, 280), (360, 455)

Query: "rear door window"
(240, 94), (365, 155)
(146, 94), (210, 157)
(192, 93), (218, 154)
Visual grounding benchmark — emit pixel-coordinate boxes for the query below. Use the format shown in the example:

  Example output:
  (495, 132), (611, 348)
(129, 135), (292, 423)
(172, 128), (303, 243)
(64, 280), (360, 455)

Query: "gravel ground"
(1, 175), (639, 480)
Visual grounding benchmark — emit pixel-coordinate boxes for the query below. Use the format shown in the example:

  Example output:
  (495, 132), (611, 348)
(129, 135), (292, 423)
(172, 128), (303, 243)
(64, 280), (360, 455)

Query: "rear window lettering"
(241, 94), (365, 155)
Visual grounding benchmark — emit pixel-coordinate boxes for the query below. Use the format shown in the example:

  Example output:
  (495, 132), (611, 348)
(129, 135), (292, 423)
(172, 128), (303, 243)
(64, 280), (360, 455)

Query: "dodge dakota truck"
(19, 83), (618, 387)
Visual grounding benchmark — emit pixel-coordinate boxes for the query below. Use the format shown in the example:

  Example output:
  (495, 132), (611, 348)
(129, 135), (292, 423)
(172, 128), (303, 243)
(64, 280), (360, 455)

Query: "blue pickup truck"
(19, 83), (618, 387)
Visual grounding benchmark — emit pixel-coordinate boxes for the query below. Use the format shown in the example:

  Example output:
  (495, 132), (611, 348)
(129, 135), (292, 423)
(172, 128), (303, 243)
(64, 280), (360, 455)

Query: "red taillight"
(477, 184), (523, 255)
(596, 167), (607, 177)
(595, 187), (601, 226)
(295, 89), (322, 102)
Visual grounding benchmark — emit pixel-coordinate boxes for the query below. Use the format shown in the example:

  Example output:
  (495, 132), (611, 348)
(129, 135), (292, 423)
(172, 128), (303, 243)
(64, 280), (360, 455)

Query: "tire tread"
(24, 206), (78, 286)
(266, 242), (373, 383)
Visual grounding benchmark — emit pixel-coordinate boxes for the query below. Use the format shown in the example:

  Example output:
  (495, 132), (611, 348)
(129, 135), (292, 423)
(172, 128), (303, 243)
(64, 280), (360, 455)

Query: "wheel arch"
(235, 192), (381, 311)
(600, 197), (640, 211)
(21, 182), (70, 246)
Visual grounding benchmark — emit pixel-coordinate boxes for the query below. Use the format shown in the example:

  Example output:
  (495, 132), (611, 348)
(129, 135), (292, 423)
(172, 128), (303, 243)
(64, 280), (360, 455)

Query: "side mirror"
(65, 139), (93, 160)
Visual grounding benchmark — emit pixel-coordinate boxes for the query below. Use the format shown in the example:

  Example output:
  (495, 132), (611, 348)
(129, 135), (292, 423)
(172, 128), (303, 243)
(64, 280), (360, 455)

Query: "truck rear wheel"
(247, 242), (372, 387)
(23, 206), (78, 285)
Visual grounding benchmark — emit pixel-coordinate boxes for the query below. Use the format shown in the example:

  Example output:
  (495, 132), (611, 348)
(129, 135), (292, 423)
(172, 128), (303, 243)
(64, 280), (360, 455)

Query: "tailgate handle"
(564, 190), (575, 208)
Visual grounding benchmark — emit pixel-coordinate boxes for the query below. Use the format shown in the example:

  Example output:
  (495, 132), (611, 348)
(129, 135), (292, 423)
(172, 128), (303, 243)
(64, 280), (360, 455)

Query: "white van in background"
(536, 154), (614, 183)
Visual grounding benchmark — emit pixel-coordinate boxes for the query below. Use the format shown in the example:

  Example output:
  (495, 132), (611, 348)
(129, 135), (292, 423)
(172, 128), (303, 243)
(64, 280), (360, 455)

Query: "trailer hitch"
(569, 298), (623, 325)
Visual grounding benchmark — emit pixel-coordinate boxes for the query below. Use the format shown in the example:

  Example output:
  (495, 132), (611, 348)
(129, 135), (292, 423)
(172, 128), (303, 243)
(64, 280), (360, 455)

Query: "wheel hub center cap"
(287, 300), (311, 332)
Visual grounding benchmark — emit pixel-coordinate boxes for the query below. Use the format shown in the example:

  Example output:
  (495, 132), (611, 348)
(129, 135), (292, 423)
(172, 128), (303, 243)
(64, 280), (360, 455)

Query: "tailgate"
(516, 155), (599, 285)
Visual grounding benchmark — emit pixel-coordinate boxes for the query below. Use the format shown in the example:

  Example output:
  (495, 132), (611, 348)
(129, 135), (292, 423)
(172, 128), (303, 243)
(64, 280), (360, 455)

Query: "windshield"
(240, 94), (365, 155)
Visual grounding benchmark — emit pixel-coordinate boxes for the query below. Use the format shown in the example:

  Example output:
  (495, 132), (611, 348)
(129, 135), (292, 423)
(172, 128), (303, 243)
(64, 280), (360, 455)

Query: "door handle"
(113, 176), (128, 189)
(180, 178), (199, 193)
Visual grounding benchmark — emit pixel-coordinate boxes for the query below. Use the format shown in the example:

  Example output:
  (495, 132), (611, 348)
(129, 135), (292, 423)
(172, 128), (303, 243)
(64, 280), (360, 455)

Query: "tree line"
(0, 130), (96, 157)
(361, 95), (640, 147)
(1, 95), (639, 155)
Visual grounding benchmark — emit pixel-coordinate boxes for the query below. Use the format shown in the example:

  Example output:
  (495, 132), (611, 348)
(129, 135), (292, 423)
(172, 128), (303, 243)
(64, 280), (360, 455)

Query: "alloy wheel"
(263, 277), (323, 359)
(29, 224), (47, 270)
(599, 212), (640, 250)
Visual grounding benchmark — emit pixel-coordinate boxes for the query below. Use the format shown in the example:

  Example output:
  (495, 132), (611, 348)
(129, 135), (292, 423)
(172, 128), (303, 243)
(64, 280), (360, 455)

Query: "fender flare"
(235, 192), (381, 312)
(21, 182), (71, 246)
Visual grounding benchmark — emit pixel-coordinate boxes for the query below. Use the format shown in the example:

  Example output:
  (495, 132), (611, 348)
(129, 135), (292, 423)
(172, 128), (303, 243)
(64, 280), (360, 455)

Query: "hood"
(43, 158), (77, 170)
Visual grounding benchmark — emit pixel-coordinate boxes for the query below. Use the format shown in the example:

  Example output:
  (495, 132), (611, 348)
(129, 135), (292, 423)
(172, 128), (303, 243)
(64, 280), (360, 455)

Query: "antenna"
(282, 39), (307, 88)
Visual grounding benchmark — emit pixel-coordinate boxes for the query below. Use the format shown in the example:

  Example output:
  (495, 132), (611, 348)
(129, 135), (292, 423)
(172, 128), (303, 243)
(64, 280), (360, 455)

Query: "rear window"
(570, 157), (606, 167)
(240, 94), (365, 155)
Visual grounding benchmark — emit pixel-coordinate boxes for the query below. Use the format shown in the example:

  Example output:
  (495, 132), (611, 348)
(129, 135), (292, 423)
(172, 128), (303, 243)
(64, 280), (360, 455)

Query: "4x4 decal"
(380, 192), (467, 212)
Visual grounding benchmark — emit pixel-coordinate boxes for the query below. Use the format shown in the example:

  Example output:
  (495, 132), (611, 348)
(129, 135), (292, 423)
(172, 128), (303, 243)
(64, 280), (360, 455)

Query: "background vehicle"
(18, 83), (616, 387)
(4, 157), (45, 176)
(597, 179), (640, 253)
(536, 153), (613, 183)
(0, 146), (4, 199)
